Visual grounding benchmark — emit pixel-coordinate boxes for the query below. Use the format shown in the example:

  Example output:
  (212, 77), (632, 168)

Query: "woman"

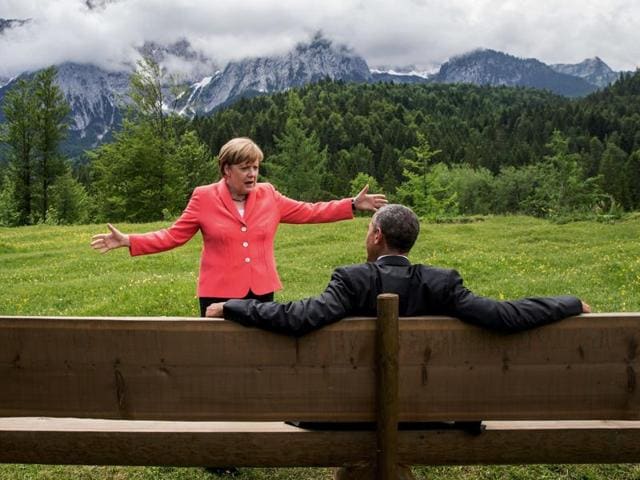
(91, 137), (387, 316)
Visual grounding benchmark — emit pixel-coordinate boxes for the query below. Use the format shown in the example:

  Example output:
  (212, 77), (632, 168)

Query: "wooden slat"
(0, 314), (638, 421)
(1, 418), (640, 466)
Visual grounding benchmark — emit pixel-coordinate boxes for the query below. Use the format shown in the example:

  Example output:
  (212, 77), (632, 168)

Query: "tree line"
(192, 73), (640, 220)
(1, 62), (640, 226)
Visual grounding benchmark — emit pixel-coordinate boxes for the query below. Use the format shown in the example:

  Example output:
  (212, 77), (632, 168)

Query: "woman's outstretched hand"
(353, 184), (388, 212)
(90, 224), (130, 253)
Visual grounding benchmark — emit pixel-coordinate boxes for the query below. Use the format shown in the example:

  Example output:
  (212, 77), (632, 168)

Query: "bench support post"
(376, 293), (400, 480)
(336, 293), (415, 480)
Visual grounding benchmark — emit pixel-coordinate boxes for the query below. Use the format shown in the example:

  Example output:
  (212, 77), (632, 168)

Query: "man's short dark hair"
(372, 204), (420, 253)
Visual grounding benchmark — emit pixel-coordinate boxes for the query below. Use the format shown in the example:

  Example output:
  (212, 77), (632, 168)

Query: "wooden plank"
(402, 420), (640, 465)
(1, 418), (640, 466)
(396, 313), (639, 420)
(0, 314), (638, 421)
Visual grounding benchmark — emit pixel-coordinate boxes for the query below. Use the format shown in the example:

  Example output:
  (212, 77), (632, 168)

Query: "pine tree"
(47, 167), (91, 225)
(268, 92), (327, 201)
(395, 134), (458, 218)
(1, 78), (38, 224)
(33, 67), (71, 222)
(174, 130), (216, 207)
(539, 130), (600, 217)
(625, 150), (640, 210)
(599, 141), (630, 208)
(0, 172), (20, 226)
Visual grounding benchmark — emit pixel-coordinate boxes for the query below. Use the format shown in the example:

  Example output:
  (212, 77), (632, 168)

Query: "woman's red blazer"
(129, 180), (353, 298)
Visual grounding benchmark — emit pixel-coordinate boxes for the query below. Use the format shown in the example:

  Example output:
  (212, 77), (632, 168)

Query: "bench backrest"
(1, 313), (638, 421)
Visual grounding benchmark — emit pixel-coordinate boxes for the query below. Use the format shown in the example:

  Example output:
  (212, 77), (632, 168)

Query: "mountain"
(550, 57), (621, 88)
(0, 31), (627, 157)
(0, 63), (129, 158)
(0, 36), (217, 158)
(432, 49), (598, 97)
(176, 34), (371, 115)
(55, 63), (130, 156)
(0, 34), (371, 155)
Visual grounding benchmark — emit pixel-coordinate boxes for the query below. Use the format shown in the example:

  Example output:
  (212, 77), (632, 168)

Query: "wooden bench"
(1, 295), (639, 479)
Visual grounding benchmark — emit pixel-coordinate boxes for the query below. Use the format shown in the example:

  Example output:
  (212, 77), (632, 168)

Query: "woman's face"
(224, 159), (260, 196)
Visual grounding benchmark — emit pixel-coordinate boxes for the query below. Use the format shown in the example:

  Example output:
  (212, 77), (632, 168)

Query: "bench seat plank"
(1, 418), (640, 466)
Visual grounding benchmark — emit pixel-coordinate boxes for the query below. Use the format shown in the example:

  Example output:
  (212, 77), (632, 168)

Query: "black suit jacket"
(223, 255), (583, 337)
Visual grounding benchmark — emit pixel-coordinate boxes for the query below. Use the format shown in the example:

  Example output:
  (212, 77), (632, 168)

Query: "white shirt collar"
(377, 254), (409, 261)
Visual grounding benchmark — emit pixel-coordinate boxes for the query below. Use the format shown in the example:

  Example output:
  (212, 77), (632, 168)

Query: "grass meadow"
(1, 215), (640, 479)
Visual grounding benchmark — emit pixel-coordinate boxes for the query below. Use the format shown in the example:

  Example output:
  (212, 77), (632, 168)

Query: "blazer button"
(241, 226), (247, 232)
(242, 242), (249, 248)
(245, 257), (251, 263)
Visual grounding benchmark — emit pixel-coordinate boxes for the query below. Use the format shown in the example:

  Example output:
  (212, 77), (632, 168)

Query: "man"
(206, 204), (590, 479)
(206, 204), (590, 331)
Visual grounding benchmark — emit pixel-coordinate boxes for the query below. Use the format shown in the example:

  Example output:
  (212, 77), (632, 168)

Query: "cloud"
(326, 0), (640, 71)
(0, 0), (638, 78)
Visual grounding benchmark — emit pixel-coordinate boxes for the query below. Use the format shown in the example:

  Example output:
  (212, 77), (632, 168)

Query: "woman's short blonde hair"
(218, 137), (264, 176)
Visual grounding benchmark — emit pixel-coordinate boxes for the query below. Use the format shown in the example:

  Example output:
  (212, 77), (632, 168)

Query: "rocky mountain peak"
(550, 57), (619, 88)
(177, 34), (371, 115)
(434, 48), (597, 96)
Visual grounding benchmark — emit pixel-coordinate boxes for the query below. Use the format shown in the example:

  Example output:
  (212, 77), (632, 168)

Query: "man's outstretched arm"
(206, 268), (357, 337)
(444, 270), (589, 332)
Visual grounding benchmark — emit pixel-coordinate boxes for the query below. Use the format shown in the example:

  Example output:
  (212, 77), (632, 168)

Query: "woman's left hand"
(353, 185), (388, 212)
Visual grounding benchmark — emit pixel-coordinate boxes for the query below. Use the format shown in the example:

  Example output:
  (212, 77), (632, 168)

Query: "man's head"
(366, 204), (420, 261)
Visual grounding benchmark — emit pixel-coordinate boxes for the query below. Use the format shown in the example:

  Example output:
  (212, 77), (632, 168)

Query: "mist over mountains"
(0, 19), (629, 156)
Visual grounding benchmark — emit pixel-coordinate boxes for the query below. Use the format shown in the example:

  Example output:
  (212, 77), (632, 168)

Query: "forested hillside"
(2, 66), (639, 225)
(192, 71), (640, 217)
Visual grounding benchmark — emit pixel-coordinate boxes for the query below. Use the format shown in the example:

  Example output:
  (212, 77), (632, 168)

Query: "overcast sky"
(1, 0), (638, 78)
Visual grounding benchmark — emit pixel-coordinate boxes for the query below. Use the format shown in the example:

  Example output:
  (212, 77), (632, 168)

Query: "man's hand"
(206, 302), (226, 317)
(90, 224), (130, 253)
(353, 184), (388, 212)
(581, 301), (592, 313)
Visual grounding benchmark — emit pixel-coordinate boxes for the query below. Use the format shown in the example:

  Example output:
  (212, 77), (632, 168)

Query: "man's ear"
(373, 227), (384, 245)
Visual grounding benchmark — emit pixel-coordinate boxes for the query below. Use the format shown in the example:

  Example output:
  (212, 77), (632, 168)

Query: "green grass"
(1, 464), (639, 480)
(1, 215), (640, 479)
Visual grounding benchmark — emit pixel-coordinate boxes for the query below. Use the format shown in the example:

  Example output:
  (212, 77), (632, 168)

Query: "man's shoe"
(204, 467), (239, 476)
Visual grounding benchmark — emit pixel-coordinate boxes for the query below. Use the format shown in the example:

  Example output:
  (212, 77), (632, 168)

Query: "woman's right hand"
(90, 224), (130, 253)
